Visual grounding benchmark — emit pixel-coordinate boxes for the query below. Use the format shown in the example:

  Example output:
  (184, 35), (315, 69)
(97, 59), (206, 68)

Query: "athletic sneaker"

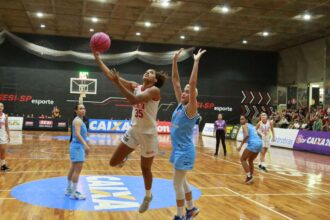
(173, 216), (186, 220)
(245, 176), (254, 184)
(258, 164), (262, 170)
(139, 194), (153, 213)
(186, 207), (200, 220)
(116, 156), (128, 168)
(65, 188), (72, 196)
(70, 191), (86, 200)
(1, 164), (10, 171)
(261, 166), (268, 173)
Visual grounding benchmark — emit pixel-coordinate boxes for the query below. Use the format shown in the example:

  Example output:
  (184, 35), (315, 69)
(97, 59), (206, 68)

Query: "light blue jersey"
(70, 117), (88, 162)
(170, 104), (198, 170)
(246, 123), (262, 153)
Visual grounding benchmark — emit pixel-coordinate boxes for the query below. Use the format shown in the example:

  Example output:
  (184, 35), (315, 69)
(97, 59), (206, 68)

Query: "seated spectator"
(312, 115), (322, 131)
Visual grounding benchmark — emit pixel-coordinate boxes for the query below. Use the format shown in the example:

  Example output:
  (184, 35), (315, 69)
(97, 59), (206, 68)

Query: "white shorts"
(0, 135), (8, 145)
(121, 127), (159, 158)
(262, 136), (271, 148)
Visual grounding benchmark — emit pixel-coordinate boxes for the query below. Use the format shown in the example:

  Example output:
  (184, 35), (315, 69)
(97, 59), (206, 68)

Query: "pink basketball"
(90, 32), (111, 53)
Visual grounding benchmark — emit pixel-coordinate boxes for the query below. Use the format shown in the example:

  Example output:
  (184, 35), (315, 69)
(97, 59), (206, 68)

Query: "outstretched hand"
(193, 49), (206, 61)
(173, 48), (184, 61)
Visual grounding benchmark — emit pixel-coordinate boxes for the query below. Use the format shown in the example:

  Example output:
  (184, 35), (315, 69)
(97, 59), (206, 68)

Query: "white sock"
(187, 200), (194, 210)
(67, 180), (72, 189)
(72, 182), (78, 193)
(177, 206), (184, 217)
(0, 160), (5, 166)
(247, 172), (251, 177)
(146, 190), (152, 198)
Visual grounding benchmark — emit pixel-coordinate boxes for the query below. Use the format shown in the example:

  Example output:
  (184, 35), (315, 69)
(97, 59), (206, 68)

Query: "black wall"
(0, 33), (278, 126)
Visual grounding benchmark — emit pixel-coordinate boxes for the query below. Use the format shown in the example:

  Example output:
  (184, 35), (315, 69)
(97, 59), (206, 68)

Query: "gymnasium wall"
(0, 33), (278, 125)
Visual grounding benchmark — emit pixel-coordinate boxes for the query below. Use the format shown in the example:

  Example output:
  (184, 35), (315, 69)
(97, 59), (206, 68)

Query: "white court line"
(224, 187), (294, 220)
(199, 151), (330, 194)
(0, 170), (293, 181)
(39, 132), (46, 137)
(201, 192), (330, 197)
(202, 194), (237, 197)
(198, 187), (227, 189)
(7, 157), (169, 161)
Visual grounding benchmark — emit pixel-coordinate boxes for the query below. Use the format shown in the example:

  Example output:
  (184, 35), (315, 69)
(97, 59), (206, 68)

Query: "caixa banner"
(88, 119), (198, 134)
(294, 130), (330, 155)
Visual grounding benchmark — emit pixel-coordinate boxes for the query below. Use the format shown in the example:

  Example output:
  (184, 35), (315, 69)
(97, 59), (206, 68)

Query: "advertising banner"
(8, 117), (24, 130)
(294, 130), (330, 155)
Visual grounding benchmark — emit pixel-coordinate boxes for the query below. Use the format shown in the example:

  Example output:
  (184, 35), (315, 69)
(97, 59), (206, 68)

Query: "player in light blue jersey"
(237, 115), (263, 184)
(66, 104), (90, 200)
(170, 48), (206, 220)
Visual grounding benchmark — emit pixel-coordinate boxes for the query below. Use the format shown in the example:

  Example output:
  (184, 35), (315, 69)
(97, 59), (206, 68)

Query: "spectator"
(312, 115), (322, 131)
(52, 106), (61, 119)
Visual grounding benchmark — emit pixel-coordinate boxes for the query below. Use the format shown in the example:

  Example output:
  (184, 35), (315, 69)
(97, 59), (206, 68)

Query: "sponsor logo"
(304, 137), (330, 146)
(39, 120), (53, 128)
(0, 94), (32, 102)
(11, 175), (202, 211)
(89, 120), (131, 133)
(58, 122), (67, 128)
(25, 121), (34, 126)
(214, 106), (233, 112)
(31, 99), (55, 105)
(295, 135), (306, 144)
(0, 94), (55, 105)
(157, 121), (171, 134)
(197, 102), (215, 110)
(86, 176), (140, 210)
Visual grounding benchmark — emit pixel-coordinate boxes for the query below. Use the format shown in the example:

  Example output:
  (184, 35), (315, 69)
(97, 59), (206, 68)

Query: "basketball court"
(1, 0), (330, 219)
(0, 131), (329, 219)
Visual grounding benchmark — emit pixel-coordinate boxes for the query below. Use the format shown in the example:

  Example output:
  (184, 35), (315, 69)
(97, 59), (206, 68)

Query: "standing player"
(93, 52), (167, 213)
(66, 104), (90, 200)
(0, 103), (10, 171)
(256, 112), (275, 172)
(237, 115), (262, 184)
(171, 48), (206, 220)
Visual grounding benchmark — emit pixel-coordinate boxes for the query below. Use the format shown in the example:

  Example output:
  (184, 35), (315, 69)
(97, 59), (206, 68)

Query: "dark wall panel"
(0, 33), (278, 126)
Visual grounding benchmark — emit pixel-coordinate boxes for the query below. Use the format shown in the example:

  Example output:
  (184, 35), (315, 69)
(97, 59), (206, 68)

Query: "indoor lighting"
(221, 6), (230, 13)
(262, 31), (269, 36)
(36, 12), (43, 18)
(180, 35), (185, 39)
(193, 26), (200, 31)
(242, 40), (247, 44)
(145, 21), (151, 27)
(303, 13), (311, 20)
(92, 17), (98, 23)
(89, 28), (94, 32)
(136, 32), (141, 36)
(161, 0), (170, 7)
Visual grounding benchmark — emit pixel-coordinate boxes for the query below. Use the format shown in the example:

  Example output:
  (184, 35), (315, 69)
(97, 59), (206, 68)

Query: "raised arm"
(186, 49), (206, 118)
(172, 48), (184, 103)
(93, 52), (137, 92)
(112, 70), (160, 105)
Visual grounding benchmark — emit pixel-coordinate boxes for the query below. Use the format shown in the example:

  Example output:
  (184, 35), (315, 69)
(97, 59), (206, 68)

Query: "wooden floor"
(1, 131), (330, 220)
